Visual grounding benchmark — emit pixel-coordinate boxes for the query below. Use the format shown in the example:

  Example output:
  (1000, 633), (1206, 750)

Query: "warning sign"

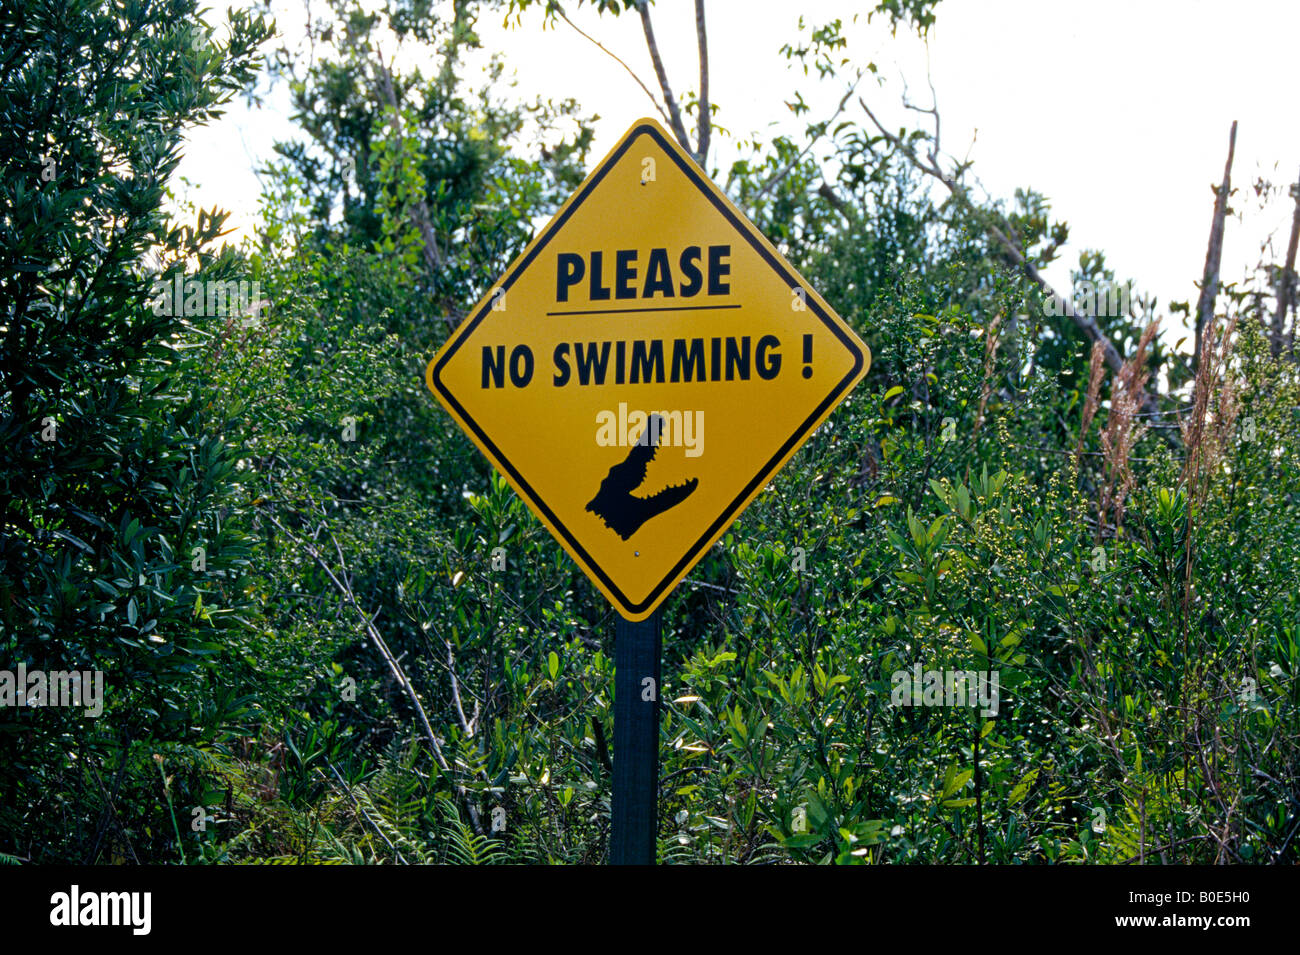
(426, 117), (869, 620)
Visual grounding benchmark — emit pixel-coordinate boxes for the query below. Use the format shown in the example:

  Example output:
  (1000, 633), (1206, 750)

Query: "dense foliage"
(2, 0), (1297, 865)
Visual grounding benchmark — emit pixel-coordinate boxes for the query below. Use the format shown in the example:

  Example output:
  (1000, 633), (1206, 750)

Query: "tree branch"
(693, 0), (710, 164)
(1194, 121), (1237, 377)
(263, 507), (485, 835)
(556, 6), (671, 128)
(373, 55), (450, 322)
(1274, 166), (1300, 359)
(817, 181), (851, 221)
(858, 95), (1168, 428)
(635, 0), (691, 154)
(752, 70), (864, 205)
(445, 637), (477, 737)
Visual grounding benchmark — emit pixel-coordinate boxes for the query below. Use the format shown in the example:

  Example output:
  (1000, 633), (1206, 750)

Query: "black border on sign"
(431, 123), (865, 617)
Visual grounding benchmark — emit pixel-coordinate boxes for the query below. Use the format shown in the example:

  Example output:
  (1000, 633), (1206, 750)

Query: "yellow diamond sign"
(426, 118), (870, 620)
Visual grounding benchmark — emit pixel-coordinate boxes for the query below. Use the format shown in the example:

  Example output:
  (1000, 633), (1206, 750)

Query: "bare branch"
(817, 181), (851, 220)
(900, 42), (941, 168)
(316, 763), (404, 861)
(263, 507), (485, 835)
(857, 95), (1169, 428)
(752, 70), (865, 205)
(373, 56), (451, 331)
(1194, 121), (1238, 377)
(1274, 166), (1300, 359)
(694, 0), (710, 164)
(446, 638), (476, 737)
(556, 6), (670, 128)
(635, 0), (691, 154)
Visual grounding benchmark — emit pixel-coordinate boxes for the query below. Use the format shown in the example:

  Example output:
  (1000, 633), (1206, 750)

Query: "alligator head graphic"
(586, 414), (699, 540)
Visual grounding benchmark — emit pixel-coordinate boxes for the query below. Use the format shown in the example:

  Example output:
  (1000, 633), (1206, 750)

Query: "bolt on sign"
(426, 117), (870, 620)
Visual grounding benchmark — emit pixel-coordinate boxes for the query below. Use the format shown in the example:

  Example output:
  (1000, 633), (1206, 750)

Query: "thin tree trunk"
(635, 0), (692, 155)
(373, 60), (448, 291)
(556, 7), (672, 128)
(858, 97), (1169, 431)
(1273, 166), (1300, 358)
(1194, 121), (1237, 379)
(693, 0), (711, 164)
(264, 510), (485, 835)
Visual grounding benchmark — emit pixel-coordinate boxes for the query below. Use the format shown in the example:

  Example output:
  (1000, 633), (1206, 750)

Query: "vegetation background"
(2, 0), (1298, 865)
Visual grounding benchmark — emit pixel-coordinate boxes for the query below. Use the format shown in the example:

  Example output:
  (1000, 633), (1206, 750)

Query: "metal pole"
(611, 609), (662, 865)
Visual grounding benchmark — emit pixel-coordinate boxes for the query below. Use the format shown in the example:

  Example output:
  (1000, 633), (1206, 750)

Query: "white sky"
(179, 0), (1300, 344)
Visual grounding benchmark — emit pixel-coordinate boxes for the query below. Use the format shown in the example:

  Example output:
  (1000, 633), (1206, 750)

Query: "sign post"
(425, 117), (869, 863)
(611, 610), (661, 865)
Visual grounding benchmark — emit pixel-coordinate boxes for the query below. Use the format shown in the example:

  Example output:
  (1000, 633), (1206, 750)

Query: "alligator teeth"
(586, 416), (699, 540)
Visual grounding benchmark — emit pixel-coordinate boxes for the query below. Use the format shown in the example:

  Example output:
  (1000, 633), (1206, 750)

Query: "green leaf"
(941, 767), (973, 800)
(781, 833), (822, 849)
(1009, 769), (1038, 805)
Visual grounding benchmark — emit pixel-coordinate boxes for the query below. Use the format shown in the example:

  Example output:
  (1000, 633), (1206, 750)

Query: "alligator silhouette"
(586, 414), (699, 540)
